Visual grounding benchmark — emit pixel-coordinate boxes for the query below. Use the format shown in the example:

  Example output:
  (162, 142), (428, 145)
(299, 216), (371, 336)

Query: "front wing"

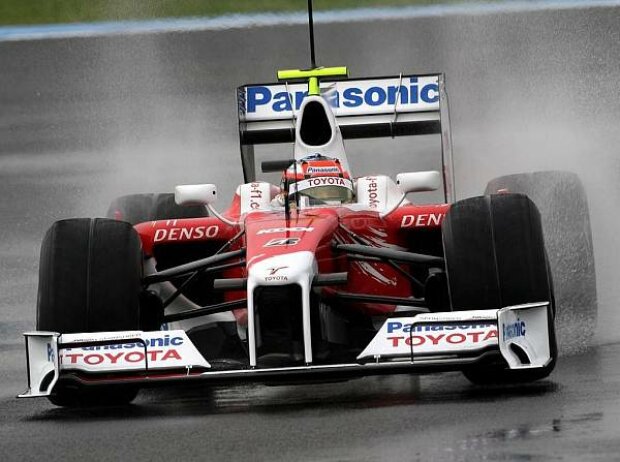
(19, 302), (552, 398)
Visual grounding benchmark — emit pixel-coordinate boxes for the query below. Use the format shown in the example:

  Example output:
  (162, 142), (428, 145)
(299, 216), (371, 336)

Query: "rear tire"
(107, 193), (208, 225)
(485, 171), (596, 354)
(442, 194), (557, 384)
(37, 218), (143, 406)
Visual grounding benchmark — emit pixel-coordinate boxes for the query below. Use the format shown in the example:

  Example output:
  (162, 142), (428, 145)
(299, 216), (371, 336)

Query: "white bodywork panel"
(358, 310), (498, 360)
(359, 303), (552, 369)
(19, 332), (60, 398)
(58, 330), (210, 372)
(294, 95), (349, 171)
(498, 302), (552, 369)
(19, 330), (210, 398)
(356, 175), (409, 214)
(19, 304), (552, 398)
(247, 251), (317, 366)
(238, 181), (279, 215)
(175, 183), (217, 206)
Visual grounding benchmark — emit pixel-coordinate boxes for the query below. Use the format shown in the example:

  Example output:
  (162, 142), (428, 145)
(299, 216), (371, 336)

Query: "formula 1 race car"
(18, 63), (567, 407)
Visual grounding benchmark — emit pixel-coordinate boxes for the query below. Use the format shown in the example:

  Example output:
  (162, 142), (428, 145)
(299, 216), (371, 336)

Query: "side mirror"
(175, 184), (217, 206)
(396, 171), (441, 194)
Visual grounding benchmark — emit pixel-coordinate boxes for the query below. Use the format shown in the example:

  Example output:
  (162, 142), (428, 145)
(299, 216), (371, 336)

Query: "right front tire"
(485, 171), (596, 354)
(37, 218), (143, 406)
(442, 193), (557, 384)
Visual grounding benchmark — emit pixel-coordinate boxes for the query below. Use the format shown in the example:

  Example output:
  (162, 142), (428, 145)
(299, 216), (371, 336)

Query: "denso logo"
(401, 213), (445, 228)
(246, 77), (439, 113)
(154, 225), (219, 242)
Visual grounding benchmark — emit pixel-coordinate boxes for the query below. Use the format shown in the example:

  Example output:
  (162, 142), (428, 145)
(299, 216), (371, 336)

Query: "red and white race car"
(20, 66), (560, 406)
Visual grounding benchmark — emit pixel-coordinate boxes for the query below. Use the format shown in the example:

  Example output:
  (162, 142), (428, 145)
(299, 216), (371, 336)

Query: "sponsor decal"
(387, 321), (496, 333)
(264, 237), (300, 247)
(265, 266), (289, 280)
(290, 177), (354, 194)
(78, 335), (184, 350)
(386, 330), (497, 347)
(386, 322), (497, 348)
(264, 275), (288, 282)
(503, 319), (526, 340)
(245, 77), (439, 114)
(61, 349), (182, 365)
(249, 182), (263, 210)
(358, 317), (499, 360)
(47, 343), (55, 362)
(400, 213), (445, 228)
(308, 177), (347, 187)
(154, 225), (219, 242)
(61, 335), (185, 366)
(306, 166), (341, 175)
(367, 177), (379, 208)
(257, 227), (314, 234)
(386, 323), (498, 348)
(58, 331), (210, 371)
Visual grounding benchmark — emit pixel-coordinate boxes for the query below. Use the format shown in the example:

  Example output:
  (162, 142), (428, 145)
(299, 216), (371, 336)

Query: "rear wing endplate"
(237, 73), (455, 202)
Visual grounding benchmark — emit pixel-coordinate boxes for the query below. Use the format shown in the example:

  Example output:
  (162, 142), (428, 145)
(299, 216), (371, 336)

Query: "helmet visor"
(289, 177), (354, 205)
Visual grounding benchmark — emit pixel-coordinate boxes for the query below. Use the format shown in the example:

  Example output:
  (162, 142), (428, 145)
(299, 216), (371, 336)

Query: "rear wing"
(237, 73), (455, 202)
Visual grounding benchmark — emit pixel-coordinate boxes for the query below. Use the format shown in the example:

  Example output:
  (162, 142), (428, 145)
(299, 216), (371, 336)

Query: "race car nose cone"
(248, 251), (316, 287)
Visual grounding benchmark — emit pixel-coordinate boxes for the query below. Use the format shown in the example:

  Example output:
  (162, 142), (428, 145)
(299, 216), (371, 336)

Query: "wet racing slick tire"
(37, 218), (143, 406)
(485, 171), (596, 355)
(107, 192), (208, 225)
(442, 193), (557, 385)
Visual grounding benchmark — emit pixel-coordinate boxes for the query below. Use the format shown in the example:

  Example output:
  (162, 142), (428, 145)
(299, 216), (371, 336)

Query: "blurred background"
(0, 1), (482, 25)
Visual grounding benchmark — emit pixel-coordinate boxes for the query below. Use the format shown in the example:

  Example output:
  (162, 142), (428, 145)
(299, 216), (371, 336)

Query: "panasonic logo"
(503, 320), (526, 340)
(307, 166), (341, 174)
(245, 77), (439, 113)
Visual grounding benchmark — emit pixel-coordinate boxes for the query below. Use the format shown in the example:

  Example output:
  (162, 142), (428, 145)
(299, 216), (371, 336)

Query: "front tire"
(442, 194), (557, 384)
(485, 171), (596, 354)
(37, 218), (143, 406)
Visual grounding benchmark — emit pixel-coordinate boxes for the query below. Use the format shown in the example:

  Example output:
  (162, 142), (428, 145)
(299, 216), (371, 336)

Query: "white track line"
(0, 0), (619, 42)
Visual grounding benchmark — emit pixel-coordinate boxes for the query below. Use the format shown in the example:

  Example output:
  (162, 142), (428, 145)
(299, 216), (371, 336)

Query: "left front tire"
(37, 218), (143, 406)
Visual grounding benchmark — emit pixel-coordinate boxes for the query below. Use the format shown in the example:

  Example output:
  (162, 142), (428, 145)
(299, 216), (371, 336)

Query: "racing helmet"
(283, 154), (354, 206)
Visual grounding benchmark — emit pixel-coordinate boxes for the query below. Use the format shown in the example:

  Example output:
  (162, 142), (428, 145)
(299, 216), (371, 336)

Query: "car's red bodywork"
(136, 193), (451, 323)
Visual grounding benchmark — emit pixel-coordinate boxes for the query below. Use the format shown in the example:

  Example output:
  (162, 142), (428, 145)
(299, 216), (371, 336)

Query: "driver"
(280, 154), (355, 207)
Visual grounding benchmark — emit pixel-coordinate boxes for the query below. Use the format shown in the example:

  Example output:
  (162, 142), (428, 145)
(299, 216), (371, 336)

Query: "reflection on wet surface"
(473, 412), (603, 443)
(25, 374), (559, 420)
(3, 344), (620, 461)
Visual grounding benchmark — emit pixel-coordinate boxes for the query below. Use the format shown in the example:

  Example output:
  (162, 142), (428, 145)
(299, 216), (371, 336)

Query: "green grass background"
(0, 0), (470, 26)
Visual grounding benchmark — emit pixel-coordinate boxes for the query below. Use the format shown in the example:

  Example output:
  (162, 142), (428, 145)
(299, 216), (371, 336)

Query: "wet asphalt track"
(2, 2), (620, 460)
